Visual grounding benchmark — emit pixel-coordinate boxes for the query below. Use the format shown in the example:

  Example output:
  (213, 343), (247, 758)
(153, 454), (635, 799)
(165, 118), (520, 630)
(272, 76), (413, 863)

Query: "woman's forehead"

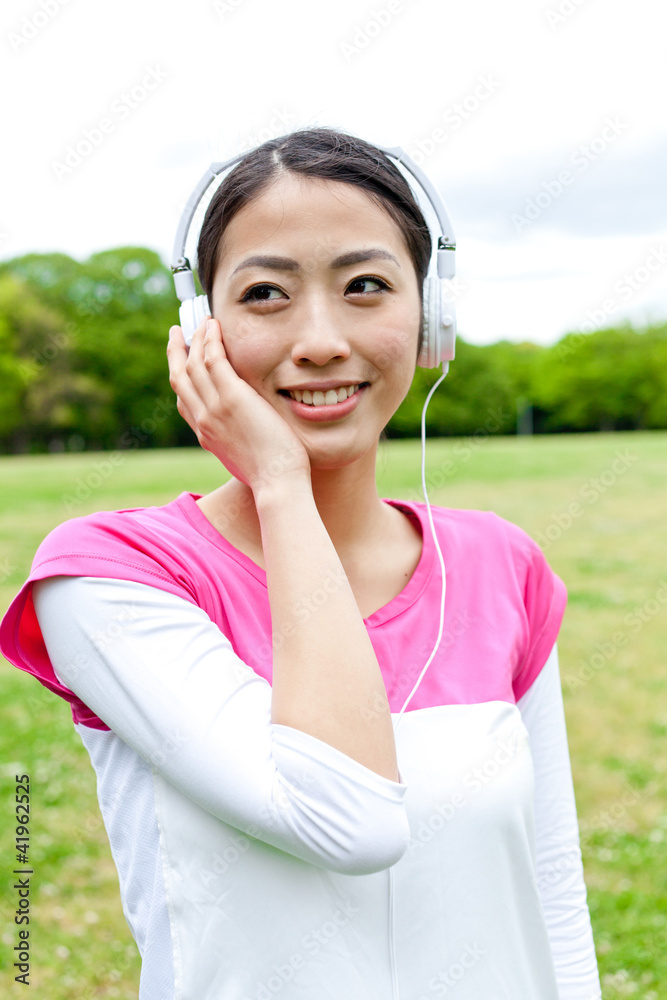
(220, 172), (409, 259)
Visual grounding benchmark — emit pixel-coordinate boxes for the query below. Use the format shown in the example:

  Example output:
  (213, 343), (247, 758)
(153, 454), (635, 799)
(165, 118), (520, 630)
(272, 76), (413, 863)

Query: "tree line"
(0, 247), (665, 454)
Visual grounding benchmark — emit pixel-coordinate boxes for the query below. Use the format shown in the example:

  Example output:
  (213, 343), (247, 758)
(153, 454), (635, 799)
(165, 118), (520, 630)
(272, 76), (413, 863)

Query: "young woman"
(1, 128), (602, 999)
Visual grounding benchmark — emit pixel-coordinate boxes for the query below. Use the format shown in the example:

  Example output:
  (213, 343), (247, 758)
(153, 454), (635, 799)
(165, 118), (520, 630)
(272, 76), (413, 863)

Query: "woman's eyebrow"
(230, 248), (400, 277)
(330, 249), (401, 269)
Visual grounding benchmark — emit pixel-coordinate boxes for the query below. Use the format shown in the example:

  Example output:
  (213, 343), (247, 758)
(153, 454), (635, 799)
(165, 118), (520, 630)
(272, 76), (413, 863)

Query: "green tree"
(388, 338), (540, 437)
(532, 325), (666, 432)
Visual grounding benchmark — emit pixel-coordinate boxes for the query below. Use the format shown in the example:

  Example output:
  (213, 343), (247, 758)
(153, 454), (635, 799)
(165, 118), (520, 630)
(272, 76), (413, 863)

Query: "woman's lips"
(280, 384), (368, 422)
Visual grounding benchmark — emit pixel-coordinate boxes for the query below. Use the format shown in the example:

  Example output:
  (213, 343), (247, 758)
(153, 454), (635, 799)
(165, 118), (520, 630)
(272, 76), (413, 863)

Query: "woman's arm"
(255, 478), (399, 780)
(168, 319), (399, 783)
(32, 575), (410, 875)
(518, 643), (603, 1000)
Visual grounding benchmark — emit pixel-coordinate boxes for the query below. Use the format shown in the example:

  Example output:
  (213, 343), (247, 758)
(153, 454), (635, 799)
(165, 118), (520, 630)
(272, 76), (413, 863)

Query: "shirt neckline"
(174, 491), (436, 627)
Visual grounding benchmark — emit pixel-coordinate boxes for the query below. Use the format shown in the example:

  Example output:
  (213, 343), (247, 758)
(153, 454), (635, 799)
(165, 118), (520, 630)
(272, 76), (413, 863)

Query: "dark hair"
(196, 127), (433, 357)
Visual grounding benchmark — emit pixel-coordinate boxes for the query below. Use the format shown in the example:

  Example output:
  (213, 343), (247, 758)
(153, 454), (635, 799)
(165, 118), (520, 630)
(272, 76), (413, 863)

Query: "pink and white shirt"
(0, 492), (602, 999)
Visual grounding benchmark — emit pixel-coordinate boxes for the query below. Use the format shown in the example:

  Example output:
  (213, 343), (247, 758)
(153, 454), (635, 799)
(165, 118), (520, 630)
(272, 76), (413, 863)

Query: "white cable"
(389, 365), (449, 1000)
(394, 365), (449, 731)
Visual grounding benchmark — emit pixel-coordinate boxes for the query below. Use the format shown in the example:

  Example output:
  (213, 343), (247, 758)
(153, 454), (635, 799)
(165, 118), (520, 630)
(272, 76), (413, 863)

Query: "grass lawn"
(1, 431), (665, 998)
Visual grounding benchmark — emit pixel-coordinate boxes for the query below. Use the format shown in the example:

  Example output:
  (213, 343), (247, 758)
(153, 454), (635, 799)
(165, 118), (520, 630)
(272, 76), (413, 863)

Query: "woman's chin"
(302, 437), (378, 474)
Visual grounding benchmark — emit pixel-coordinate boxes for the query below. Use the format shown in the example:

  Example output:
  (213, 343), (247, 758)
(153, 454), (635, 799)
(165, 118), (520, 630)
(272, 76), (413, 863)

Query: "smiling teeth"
(288, 384), (361, 406)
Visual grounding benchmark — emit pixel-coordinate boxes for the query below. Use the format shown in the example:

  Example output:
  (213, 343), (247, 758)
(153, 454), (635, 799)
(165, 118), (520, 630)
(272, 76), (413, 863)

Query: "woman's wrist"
(252, 475), (398, 782)
(252, 469), (313, 509)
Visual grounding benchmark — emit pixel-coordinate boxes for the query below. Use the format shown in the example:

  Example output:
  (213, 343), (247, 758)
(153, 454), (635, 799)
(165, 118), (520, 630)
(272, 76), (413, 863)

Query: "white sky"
(3, 0), (666, 345)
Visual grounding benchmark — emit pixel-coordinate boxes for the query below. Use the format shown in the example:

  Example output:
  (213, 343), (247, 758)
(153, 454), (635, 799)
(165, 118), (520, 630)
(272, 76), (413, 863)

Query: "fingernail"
(206, 320), (212, 335)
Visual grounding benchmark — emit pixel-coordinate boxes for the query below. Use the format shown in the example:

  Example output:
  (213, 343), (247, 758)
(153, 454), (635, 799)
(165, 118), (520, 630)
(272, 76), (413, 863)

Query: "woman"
(1, 128), (602, 998)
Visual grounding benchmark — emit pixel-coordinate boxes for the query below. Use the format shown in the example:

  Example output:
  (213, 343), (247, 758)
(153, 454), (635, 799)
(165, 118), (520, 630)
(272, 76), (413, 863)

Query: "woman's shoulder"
(31, 491), (201, 585)
(38, 490), (192, 542)
(391, 498), (541, 559)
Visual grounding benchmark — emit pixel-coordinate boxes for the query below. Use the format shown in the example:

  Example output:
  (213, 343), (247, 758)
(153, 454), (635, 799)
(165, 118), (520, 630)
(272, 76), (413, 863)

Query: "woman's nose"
(289, 297), (352, 366)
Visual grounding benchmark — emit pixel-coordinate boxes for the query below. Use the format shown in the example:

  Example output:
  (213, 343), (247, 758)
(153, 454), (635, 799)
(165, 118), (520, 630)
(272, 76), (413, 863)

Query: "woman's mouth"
(278, 383), (369, 421)
(283, 383), (366, 406)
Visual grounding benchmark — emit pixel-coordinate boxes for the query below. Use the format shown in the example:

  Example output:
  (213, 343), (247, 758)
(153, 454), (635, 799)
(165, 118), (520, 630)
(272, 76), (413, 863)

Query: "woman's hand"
(167, 317), (311, 495)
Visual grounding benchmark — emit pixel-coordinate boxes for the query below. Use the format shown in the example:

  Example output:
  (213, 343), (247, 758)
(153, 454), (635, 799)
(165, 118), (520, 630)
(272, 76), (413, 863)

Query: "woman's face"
(210, 171), (422, 471)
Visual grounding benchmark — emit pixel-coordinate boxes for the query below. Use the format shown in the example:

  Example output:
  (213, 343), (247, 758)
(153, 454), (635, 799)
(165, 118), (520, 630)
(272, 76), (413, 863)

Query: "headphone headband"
(171, 153), (248, 273)
(171, 144), (456, 278)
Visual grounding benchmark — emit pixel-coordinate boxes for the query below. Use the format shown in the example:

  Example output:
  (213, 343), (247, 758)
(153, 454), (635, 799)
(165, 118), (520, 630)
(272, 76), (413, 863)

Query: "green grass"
(1, 431), (666, 998)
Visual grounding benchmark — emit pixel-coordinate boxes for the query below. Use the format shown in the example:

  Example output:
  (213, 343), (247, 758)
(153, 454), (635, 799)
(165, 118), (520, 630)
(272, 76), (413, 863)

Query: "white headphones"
(171, 142), (457, 372)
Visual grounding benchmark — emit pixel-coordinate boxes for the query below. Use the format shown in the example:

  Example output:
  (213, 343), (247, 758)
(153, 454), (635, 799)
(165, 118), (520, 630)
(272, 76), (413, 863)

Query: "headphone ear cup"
(417, 278), (456, 369)
(417, 278), (439, 368)
(179, 295), (210, 346)
(439, 283), (456, 363)
(418, 278), (438, 368)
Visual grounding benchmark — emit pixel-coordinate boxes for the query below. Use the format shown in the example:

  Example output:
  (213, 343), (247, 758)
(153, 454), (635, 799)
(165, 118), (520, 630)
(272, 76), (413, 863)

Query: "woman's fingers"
(168, 322), (210, 421)
(201, 317), (232, 380)
(168, 317), (246, 441)
(187, 317), (240, 409)
(167, 314), (311, 488)
(169, 318), (218, 415)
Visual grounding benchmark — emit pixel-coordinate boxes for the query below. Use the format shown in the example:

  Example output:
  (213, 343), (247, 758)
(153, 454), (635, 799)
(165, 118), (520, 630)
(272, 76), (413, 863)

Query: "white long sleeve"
(518, 644), (602, 1000)
(32, 575), (410, 876)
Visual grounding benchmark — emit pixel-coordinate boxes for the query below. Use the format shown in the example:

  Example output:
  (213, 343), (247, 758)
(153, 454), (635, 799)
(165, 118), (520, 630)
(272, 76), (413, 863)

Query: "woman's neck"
(198, 448), (394, 561)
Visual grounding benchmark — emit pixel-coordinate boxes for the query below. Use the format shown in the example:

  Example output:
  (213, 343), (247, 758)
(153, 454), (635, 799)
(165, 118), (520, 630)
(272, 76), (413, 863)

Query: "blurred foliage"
(0, 249), (665, 453)
(0, 249), (194, 453)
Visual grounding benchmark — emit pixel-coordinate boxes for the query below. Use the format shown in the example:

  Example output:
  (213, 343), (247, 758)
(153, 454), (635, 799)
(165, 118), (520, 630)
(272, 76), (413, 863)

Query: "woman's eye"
(346, 276), (389, 295)
(240, 284), (286, 303)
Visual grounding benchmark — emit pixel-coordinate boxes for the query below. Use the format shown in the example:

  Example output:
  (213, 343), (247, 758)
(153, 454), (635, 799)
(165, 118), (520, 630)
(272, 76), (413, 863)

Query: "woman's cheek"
(222, 312), (263, 348)
(372, 322), (419, 376)
(223, 327), (281, 383)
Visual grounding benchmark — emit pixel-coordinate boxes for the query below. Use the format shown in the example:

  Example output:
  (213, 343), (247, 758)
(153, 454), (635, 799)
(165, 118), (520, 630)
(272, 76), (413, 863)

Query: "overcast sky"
(3, 0), (666, 345)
